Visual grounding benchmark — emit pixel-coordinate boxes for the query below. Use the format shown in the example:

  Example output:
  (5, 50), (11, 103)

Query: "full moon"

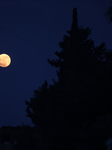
(0, 54), (11, 67)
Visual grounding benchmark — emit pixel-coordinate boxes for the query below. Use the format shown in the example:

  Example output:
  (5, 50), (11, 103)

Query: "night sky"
(0, 0), (111, 127)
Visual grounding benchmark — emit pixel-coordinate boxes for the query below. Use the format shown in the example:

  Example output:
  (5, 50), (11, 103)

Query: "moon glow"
(0, 54), (11, 67)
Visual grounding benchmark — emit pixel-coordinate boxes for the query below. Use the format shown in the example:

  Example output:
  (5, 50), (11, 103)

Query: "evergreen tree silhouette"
(25, 8), (112, 150)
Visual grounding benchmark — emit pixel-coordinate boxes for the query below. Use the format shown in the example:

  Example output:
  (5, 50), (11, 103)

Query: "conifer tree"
(47, 8), (110, 122)
(25, 8), (112, 150)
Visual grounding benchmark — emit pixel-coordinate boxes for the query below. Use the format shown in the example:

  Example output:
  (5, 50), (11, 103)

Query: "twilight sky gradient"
(0, 0), (112, 127)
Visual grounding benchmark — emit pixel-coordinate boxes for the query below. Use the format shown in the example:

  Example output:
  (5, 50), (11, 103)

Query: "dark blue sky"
(0, 0), (111, 127)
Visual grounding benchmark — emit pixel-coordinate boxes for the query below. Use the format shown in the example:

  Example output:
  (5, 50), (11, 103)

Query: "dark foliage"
(25, 8), (112, 150)
(106, 6), (112, 22)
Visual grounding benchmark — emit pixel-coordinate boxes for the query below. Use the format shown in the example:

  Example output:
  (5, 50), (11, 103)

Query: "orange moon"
(0, 54), (11, 67)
